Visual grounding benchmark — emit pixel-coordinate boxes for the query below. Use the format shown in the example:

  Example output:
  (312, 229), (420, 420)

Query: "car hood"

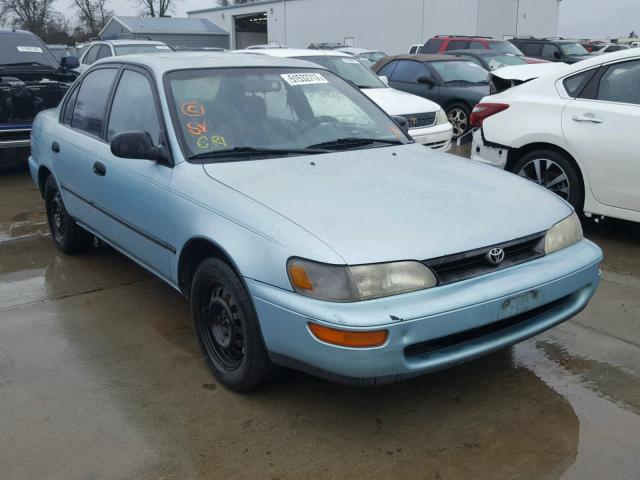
(492, 63), (569, 82)
(361, 87), (440, 115)
(202, 144), (571, 264)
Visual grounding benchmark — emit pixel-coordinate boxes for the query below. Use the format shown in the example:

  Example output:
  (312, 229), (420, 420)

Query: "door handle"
(93, 161), (106, 177)
(51, 142), (60, 153)
(572, 114), (603, 124)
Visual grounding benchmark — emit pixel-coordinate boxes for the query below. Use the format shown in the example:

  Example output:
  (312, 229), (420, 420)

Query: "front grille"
(404, 294), (572, 358)
(404, 112), (437, 128)
(425, 140), (450, 150)
(424, 232), (545, 286)
(0, 129), (30, 142)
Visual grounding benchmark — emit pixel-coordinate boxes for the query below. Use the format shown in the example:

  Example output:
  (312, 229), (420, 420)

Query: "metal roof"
(188, 0), (282, 15)
(105, 16), (228, 35)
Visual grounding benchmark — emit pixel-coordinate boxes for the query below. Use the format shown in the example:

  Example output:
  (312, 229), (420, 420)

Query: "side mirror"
(554, 51), (561, 60)
(60, 55), (80, 70)
(392, 115), (410, 134)
(417, 75), (434, 85)
(378, 75), (389, 85)
(110, 131), (168, 162)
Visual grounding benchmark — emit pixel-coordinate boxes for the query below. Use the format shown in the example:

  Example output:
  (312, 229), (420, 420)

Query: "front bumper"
(471, 128), (508, 169)
(409, 123), (453, 151)
(0, 127), (31, 150)
(248, 239), (602, 384)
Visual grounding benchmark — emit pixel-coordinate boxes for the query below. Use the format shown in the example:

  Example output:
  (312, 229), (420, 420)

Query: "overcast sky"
(84, 0), (637, 40)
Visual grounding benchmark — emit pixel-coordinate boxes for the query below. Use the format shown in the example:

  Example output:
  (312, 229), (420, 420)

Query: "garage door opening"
(234, 12), (268, 49)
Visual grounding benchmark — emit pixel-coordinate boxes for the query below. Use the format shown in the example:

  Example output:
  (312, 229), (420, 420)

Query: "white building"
(188, 0), (561, 53)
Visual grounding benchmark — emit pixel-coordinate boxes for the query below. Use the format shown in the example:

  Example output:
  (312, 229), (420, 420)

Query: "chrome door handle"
(573, 114), (603, 124)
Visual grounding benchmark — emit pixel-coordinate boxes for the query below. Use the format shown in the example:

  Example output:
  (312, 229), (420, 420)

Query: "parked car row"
(27, 50), (603, 391)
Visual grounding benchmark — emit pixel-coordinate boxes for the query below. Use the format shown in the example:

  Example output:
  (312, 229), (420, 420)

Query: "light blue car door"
(53, 66), (119, 233)
(95, 67), (174, 279)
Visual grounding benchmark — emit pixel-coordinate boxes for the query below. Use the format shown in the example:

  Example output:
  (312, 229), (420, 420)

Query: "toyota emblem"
(487, 247), (505, 266)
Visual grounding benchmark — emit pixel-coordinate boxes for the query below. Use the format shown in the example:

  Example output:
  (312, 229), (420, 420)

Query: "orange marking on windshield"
(181, 101), (205, 116)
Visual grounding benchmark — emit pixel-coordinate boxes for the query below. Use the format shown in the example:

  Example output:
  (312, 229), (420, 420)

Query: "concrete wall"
(189, 0), (560, 54)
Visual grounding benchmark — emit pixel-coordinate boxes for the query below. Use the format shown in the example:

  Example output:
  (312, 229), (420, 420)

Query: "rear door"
(562, 60), (640, 212)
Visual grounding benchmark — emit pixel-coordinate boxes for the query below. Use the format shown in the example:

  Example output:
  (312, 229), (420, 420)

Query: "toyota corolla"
(29, 53), (602, 391)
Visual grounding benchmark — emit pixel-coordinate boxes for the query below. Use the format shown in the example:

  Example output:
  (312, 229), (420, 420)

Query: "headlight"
(544, 212), (583, 255)
(436, 109), (449, 125)
(287, 259), (437, 302)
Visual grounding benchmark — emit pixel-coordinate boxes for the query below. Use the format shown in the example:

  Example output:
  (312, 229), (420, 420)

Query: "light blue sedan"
(29, 53), (602, 391)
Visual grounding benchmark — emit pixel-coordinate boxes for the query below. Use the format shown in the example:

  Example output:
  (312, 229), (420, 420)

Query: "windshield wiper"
(306, 137), (404, 150)
(188, 146), (330, 162)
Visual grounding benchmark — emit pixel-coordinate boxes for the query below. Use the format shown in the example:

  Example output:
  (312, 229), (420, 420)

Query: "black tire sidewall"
(190, 258), (272, 391)
(512, 150), (584, 213)
(44, 176), (92, 253)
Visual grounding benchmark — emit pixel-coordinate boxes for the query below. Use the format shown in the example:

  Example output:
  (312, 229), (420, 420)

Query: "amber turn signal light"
(308, 323), (388, 348)
(289, 264), (313, 290)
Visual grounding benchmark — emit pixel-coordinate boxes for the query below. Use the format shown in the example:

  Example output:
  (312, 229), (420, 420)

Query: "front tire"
(44, 176), (93, 253)
(191, 258), (274, 391)
(446, 103), (471, 139)
(511, 149), (583, 212)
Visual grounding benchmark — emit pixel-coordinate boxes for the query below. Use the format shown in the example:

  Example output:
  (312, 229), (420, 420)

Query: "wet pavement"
(1, 164), (639, 480)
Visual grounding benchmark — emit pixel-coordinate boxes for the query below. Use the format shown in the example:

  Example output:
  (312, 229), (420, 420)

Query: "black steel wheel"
(191, 258), (274, 391)
(44, 176), (93, 253)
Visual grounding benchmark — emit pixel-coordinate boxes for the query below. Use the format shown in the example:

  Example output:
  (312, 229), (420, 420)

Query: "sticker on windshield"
(155, 45), (171, 50)
(341, 58), (359, 64)
(17, 46), (43, 53)
(281, 73), (329, 86)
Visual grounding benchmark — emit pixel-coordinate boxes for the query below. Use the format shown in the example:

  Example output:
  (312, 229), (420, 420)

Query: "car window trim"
(104, 63), (174, 166)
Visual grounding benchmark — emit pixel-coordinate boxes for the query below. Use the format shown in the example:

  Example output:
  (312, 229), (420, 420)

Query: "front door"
(387, 60), (440, 103)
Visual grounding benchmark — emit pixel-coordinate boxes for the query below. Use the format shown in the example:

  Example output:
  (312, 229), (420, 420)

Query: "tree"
(133, 0), (175, 17)
(0, 0), (57, 37)
(72, 0), (112, 37)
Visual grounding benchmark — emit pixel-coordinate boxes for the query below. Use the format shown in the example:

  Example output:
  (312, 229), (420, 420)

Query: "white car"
(335, 47), (387, 67)
(76, 40), (173, 73)
(242, 48), (453, 150)
(471, 48), (640, 223)
(590, 44), (630, 55)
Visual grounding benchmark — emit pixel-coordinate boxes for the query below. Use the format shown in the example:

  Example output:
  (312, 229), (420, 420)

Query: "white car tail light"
(470, 103), (510, 128)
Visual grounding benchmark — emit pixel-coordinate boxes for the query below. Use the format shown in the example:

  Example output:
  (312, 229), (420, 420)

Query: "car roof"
(238, 48), (350, 58)
(379, 54), (461, 63)
(93, 51), (328, 73)
(337, 47), (374, 54)
(444, 49), (509, 57)
(561, 47), (640, 72)
(92, 39), (167, 46)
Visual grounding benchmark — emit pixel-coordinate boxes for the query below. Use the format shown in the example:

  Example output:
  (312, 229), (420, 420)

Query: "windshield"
(114, 44), (174, 56)
(359, 51), (387, 63)
(430, 61), (489, 83)
(294, 56), (385, 88)
(0, 32), (59, 68)
(560, 43), (589, 56)
(488, 40), (523, 56)
(166, 67), (409, 161)
(485, 54), (527, 70)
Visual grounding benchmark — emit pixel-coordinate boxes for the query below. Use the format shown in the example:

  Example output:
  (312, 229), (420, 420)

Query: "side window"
(422, 39), (443, 54)
(446, 40), (470, 51)
(82, 45), (100, 65)
(563, 70), (595, 97)
(597, 60), (640, 105)
(541, 44), (559, 59)
(107, 70), (161, 143)
(377, 61), (397, 78)
(61, 86), (80, 125)
(71, 68), (118, 137)
(523, 43), (542, 56)
(390, 60), (430, 83)
(95, 45), (112, 61)
(469, 41), (486, 50)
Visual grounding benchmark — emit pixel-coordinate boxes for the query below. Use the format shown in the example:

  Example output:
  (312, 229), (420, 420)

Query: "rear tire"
(191, 258), (274, 391)
(511, 149), (583, 212)
(44, 176), (93, 254)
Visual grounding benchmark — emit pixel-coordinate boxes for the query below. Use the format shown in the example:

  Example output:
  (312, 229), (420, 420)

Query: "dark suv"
(509, 37), (591, 64)
(1, 29), (78, 167)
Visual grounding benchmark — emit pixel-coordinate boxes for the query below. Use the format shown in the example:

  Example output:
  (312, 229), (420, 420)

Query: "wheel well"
(444, 100), (470, 113)
(178, 238), (237, 298)
(37, 166), (52, 198)
(506, 142), (585, 203)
